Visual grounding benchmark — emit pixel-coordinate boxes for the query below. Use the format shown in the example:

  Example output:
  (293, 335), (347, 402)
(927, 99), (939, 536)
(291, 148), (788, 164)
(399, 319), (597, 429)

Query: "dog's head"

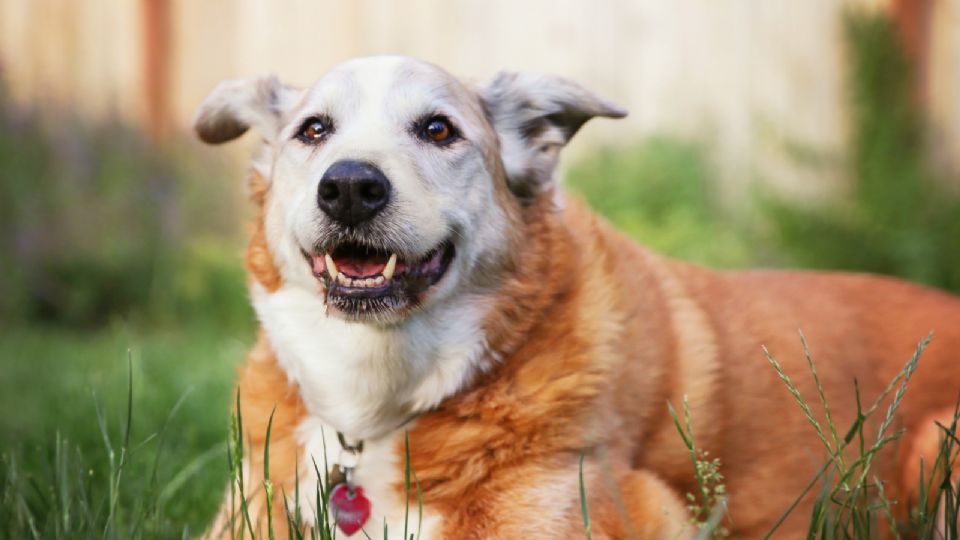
(195, 56), (624, 324)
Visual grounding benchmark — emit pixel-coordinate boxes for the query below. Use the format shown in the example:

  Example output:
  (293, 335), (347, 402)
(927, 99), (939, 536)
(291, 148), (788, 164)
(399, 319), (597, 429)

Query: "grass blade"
(579, 450), (592, 540)
(265, 405), (277, 540)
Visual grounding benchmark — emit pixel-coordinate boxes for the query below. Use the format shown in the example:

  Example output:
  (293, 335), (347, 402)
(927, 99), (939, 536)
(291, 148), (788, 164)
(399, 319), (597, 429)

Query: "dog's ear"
(480, 72), (626, 201)
(193, 76), (301, 144)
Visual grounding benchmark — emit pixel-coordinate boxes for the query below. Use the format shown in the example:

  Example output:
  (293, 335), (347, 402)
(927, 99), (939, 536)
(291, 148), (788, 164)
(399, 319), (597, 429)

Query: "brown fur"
(205, 332), (305, 539)
(245, 170), (283, 292)
(211, 164), (960, 538)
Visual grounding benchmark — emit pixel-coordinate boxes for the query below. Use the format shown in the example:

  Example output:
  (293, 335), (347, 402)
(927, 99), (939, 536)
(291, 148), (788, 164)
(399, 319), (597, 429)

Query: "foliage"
(0, 325), (248, 537)
(761, 334), (959, 539)
(566, 137), (759, 270)
(0, 331), (429, 539)
(0, 98), (251, 328)
(669, 397), (731, 538)
(762, 12), (960, 293)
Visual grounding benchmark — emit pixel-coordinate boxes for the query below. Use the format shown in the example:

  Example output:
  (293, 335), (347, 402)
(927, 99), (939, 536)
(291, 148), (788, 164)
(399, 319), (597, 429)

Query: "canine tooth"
(337, 273), (351, 286)
(383, 253), (398, 280)
(324, 254), (339, 279)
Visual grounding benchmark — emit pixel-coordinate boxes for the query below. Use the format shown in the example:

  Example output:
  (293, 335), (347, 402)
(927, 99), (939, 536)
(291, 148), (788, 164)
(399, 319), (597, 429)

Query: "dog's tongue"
(334, 255), (388, 278)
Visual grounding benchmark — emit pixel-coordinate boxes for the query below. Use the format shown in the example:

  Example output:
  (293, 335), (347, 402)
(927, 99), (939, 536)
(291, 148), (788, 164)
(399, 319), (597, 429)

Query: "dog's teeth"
(324, 254), (339, 279)
(337, 273), (351, 286)
(373, 275), (385, 286)
(383, 253), (398, 280)
(364, 278), (375, 287)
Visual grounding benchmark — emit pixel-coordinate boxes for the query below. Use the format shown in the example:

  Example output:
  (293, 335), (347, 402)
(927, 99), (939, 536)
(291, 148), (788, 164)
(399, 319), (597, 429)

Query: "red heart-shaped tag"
(328, 483), (372, 536)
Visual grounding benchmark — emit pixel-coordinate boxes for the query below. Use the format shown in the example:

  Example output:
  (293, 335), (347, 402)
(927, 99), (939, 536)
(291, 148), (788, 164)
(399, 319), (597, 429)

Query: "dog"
(193, 56), (960, 539)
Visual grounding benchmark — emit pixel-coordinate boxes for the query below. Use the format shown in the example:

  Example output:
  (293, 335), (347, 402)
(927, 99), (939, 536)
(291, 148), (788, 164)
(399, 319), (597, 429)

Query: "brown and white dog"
(194, 56), (960, 539)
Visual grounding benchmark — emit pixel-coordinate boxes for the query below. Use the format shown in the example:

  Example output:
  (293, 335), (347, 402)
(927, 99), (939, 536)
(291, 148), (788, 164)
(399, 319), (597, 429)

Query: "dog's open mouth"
(304, 240), (455, 319)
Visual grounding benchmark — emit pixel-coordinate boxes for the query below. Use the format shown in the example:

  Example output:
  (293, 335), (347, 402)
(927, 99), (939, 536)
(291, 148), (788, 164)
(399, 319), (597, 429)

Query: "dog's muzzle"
(304, 160), (456, 321)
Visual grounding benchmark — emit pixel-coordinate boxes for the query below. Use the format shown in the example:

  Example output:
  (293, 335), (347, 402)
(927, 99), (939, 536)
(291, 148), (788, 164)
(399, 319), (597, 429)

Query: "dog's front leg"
(576, 464), (693, 540)
(429, 457), (691, 540)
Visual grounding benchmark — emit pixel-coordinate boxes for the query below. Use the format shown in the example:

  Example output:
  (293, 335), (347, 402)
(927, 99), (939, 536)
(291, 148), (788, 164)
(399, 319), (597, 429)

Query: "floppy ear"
(480, 72), (626, 201)
(193, 76), (301, 144)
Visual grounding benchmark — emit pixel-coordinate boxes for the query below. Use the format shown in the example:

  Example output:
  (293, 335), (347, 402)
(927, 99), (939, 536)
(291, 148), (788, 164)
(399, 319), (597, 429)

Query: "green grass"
(657, 334), (959, 540)
(758, 334), (952, 539)
(212, 393), (425, 539)
(0, 324), (251, 537)
(0, 321), (437, 539)
(4, 322), (956, 538)
(668, 397), (730, 538)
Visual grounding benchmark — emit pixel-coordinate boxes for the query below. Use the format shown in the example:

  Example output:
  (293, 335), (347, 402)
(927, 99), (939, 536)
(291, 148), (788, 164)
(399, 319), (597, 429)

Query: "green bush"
(0, 97), (252, 329)
(762, 11), (960, 293)
(566, 138), (758, 269)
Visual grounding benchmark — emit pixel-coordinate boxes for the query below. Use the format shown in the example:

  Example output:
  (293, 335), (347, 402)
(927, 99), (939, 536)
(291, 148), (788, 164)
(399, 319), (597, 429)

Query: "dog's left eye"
(296, 117), (331, 144)
(419, 116), (458, 145)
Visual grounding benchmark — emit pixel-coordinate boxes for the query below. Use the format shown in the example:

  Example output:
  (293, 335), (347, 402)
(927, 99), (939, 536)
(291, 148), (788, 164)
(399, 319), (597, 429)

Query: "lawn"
(0, 323), (253, 537)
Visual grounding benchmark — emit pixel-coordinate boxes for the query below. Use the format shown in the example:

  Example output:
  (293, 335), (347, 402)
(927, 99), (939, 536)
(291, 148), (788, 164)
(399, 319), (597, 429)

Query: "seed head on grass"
(668, 396), (729, 539)
(763, 332), (932, 539)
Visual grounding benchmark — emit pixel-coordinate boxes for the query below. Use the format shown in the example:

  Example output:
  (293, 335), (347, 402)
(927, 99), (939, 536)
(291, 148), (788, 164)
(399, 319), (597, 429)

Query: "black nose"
(317, 160), (392, 226)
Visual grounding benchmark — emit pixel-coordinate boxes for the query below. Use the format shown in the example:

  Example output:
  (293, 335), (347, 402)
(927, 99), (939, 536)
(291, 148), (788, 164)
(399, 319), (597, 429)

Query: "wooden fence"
(1, 0), (956, 198)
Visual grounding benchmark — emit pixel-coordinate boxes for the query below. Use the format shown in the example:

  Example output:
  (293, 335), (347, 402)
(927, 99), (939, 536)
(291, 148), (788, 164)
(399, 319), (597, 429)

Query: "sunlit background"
(1, 0), (958, 536)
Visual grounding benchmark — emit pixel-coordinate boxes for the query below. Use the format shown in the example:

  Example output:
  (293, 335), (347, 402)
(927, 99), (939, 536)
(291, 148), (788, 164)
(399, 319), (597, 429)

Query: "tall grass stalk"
(668, 397), (729, 539)
(761, 333), (960, 539)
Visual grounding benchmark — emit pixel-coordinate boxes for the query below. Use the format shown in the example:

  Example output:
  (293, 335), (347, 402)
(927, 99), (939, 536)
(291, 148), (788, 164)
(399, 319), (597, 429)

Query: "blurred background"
(1, 0), (958, 536)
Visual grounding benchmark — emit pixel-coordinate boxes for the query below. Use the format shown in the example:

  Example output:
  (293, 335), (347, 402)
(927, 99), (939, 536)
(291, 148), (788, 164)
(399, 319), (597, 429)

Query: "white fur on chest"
(253, 282), (490, 440)
(252, 263), (492, 537)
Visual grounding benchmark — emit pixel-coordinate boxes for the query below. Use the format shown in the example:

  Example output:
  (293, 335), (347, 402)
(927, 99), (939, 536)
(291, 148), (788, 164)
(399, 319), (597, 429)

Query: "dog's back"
(579, 206), (960, 534)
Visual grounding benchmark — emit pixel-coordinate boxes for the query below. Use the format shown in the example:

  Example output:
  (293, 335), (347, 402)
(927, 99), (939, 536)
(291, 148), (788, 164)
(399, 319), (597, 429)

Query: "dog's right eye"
(415, 115), (459, 146)
(296, 117), (331, 144)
